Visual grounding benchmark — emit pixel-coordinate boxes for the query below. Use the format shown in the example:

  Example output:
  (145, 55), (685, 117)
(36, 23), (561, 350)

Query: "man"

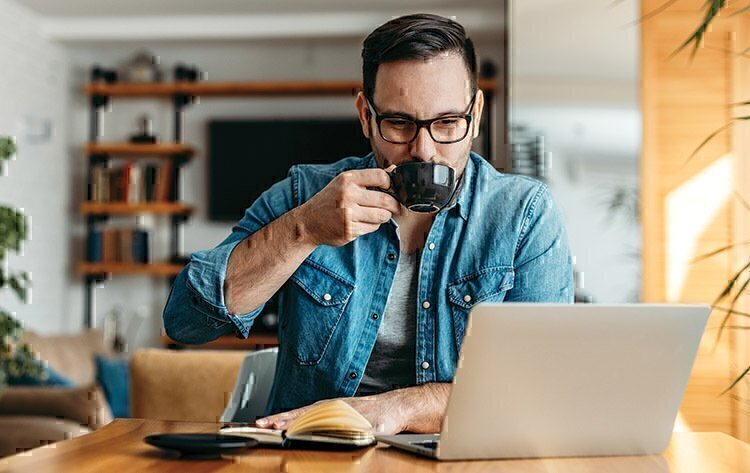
(163, 13), (573, 435)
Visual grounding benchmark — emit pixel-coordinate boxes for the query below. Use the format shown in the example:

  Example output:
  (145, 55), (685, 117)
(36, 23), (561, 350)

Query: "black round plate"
(144, 433), (258, 455)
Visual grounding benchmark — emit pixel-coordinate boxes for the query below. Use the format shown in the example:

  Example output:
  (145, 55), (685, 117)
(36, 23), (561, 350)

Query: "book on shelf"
(90, 161), (173, 204)
(220, 400), (375, 449)
(87, 227), (150, 264)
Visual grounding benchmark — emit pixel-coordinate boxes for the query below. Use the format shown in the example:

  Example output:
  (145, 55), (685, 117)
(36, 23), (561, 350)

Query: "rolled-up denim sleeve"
(505, 184), (574, 303)
(163, 168), (298, 344)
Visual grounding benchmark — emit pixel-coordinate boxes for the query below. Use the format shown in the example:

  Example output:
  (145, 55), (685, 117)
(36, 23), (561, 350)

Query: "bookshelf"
(82, 74), (198, 329)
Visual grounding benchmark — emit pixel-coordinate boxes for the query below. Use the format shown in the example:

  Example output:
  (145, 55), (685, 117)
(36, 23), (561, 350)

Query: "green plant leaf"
(0, 136), (16, 162)
(711, 261), (750, 343)
(8, 274), (29, 303)
(630, 0), (681, 25)
(728, 4), (750, 17)
(0, 206), (27, 259)
(711, 261), (749, 305)
(691, 241), (750, 263)
(687, 115), (750, 163)
(712, 306), (750, 318)
(673, 0), (728, 60)
(715, 269), (750, 343)
(720, 364), (750, 396)
(686, 121), (733, 163)
(735, 191), (750, 214)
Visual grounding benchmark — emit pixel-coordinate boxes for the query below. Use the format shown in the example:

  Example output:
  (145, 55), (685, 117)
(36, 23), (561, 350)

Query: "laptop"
(377, 303), (709, 461)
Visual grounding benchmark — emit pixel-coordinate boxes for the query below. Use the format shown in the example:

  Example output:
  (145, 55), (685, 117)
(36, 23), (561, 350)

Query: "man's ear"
(355, 92), (372, 139)
(471, 89), (485, 139)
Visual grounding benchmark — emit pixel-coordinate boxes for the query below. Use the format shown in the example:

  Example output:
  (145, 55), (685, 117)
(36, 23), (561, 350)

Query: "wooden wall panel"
(730, 13), (750, 443)
(641, 1), (747, 439)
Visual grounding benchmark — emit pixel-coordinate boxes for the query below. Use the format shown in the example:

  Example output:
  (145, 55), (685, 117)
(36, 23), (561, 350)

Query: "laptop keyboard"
(410, 440), (439, 449)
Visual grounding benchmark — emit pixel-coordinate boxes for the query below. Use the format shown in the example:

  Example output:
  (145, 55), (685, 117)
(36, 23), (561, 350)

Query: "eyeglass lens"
(380, 117), (469, 144)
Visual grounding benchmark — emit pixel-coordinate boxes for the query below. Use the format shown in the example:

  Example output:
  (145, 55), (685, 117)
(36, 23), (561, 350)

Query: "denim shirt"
(163, 152), (573, 415)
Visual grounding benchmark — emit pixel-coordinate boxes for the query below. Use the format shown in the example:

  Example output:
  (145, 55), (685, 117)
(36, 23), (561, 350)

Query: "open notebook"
(220, 400), (375, 448)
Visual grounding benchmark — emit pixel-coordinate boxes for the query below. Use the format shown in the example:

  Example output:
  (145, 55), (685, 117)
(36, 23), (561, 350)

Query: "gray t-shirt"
(356, 250), (418, 396)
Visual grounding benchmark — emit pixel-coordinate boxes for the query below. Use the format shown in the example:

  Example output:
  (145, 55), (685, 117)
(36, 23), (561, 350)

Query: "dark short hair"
(362, 13), (478, 103)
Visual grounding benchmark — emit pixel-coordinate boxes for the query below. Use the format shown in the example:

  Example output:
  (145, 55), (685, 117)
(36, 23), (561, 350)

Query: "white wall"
(0, 0), (72, 333)
(65, 38), (503, 350)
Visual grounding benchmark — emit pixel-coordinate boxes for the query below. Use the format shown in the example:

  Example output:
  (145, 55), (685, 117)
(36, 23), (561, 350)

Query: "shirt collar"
(445, 153), (474, 221)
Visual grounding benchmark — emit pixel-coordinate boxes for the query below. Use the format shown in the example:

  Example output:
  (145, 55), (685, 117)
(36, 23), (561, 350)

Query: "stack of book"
(87, 227), (150, 263)
(90, 162), (173, 203)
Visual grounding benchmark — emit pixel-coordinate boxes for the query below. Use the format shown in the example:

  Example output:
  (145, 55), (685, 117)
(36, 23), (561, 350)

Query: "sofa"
(0, 333), (250, 458)
(0, 330), (114, 457)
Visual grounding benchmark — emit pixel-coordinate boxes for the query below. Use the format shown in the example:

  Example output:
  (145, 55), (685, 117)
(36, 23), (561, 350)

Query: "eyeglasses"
(366, 94), (476, 145)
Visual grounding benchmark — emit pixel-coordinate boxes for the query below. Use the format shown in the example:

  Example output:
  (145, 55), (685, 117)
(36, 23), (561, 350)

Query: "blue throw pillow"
(95, 355), (130, 418)
(6, 361), (75, 387)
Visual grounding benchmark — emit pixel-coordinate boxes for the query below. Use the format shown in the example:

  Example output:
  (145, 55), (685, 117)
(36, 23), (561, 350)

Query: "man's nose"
(408, 126), (437, 162)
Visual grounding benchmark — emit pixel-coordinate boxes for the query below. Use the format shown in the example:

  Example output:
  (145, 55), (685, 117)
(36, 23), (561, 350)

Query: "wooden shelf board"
(80, 202), (194, 215)
(85, 143), (194, 157)
(78, 262), (184, 276)
(86, 79), (497, 98)
(161, 334), (278, 349)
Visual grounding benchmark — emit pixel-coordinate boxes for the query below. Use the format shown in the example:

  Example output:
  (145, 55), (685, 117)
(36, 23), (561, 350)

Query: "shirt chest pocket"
(447, 266), (514, 352)
(283, 261), (355, 365)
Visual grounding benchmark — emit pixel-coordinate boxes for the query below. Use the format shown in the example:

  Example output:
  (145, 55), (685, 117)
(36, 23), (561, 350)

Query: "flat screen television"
(208, 118), (372, 221)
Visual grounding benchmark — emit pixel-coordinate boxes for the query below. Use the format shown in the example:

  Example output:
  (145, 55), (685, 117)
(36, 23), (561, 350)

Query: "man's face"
(356, 54), (484, 176)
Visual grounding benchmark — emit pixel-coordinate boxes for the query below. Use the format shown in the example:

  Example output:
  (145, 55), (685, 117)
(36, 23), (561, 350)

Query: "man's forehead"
(373, 56), (473, 115)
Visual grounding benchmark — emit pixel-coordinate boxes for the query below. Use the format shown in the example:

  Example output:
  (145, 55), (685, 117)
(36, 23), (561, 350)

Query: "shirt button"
(350, 372), (358, 379)
(323, 293), (332, 301)
(421, 361), (430, 370)
(387, 253), (396, 261)
(463, 294), (472, 303)
(372, 313), (379, 320)
(422, 300), (431, 309)
(428, 243), (435, 250)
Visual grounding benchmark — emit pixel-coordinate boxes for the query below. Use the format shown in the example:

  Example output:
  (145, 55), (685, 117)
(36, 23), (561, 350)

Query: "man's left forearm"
(384, 382), (451, 433)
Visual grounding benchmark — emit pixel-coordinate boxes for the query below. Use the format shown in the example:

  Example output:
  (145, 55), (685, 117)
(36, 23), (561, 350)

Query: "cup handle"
(366, 171), (397, 198)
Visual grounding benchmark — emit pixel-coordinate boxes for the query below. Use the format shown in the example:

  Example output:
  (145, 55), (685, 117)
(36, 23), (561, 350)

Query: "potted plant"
(0, 136), (42, 392)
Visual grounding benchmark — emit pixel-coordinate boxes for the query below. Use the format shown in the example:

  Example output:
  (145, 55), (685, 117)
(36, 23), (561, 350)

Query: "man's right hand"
(297, 167), (401, 247)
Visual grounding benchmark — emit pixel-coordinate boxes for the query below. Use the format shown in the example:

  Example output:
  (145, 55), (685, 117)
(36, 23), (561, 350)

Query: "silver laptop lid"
(438, 303), (709, 460)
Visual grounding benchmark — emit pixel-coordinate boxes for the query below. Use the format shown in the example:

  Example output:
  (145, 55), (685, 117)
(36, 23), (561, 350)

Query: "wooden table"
(0, 419), (748, 472)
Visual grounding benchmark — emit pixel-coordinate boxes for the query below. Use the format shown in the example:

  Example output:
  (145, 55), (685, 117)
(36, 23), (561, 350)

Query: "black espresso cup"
(378, 162), (458, 213)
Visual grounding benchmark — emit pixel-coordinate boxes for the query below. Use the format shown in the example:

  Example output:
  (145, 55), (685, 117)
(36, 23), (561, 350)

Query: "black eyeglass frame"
(366, 93), (477, 145)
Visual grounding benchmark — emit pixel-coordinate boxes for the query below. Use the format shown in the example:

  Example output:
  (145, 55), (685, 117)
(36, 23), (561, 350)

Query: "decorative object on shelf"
(174, 63), (201, 83)
(0, 135), (43, 393)
(479, 59), (498, 79)
(91, 65), (118, 84)
(129, 115), (158, 144)
(122, 51), (163, 83)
